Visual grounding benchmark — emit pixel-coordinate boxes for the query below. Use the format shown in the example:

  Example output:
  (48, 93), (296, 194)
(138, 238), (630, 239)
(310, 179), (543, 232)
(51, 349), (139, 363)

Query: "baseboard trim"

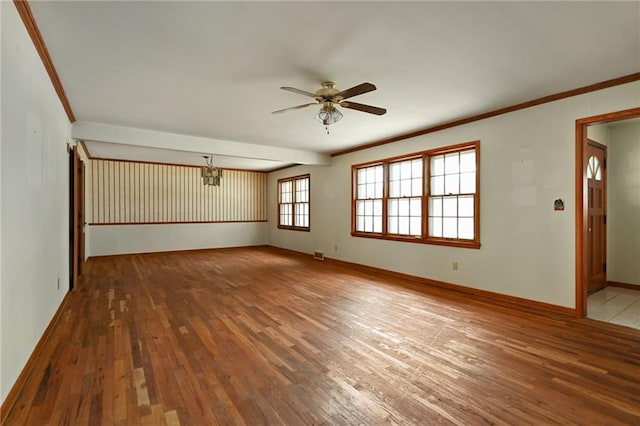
(268, 245), (575, 317)
(1, 291), (72, 422)
(608, 281), (640, 290)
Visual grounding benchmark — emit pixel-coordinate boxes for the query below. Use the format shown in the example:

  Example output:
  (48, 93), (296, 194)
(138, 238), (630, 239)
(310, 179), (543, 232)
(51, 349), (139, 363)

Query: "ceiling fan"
(272, 81), (386, 130)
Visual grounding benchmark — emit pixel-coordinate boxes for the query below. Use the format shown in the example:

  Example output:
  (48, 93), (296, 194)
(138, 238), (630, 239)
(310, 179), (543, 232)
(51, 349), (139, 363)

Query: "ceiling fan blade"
(280, 86), (317, 98)
(336, 82), (377, 100)
(340, 101), (387, 116)
(272, 102), (318, 114)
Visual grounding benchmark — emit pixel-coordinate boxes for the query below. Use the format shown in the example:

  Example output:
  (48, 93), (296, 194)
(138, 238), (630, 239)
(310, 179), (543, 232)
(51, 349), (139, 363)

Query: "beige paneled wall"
(89, 159), (267, 224)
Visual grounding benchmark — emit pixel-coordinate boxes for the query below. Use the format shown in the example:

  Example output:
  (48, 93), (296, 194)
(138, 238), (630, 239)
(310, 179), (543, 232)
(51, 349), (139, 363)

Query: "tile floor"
(587, 286), (640, 329)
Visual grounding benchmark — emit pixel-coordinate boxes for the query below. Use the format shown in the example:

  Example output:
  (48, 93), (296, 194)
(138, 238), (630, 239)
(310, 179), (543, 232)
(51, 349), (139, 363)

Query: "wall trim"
(1, 291), (72, 422)
(13, 0), (76, 122)
(608, 281), (640, 290)
(269, 246), (575, 317)
(88, 220), (268, 226)
(331, 72), (640, 157)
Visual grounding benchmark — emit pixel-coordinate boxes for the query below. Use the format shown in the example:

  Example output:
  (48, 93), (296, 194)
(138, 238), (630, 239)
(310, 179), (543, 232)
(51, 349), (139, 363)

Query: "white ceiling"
(29, 1), (640, 170)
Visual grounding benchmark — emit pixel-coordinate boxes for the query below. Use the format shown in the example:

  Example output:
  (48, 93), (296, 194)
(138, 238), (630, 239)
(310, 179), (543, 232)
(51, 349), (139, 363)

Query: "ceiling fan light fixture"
(314, 104), (343, 126)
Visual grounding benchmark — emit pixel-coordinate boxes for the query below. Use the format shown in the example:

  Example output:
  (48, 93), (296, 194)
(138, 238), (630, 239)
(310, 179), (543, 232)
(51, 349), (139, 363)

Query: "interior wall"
(1, 2), (72, 403)
(607, 121), (640, 286)
(268, 81), (640, 309)
(89, 222), (269, 257)
(587, 124), (610, 146)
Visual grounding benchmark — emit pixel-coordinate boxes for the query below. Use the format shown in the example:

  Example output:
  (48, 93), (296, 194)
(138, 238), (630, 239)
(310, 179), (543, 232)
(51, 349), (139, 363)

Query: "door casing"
(575, 107), (640, 318)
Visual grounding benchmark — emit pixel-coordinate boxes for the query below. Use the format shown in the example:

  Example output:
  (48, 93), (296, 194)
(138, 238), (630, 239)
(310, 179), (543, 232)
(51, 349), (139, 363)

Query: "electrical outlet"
(452, 262), (458, 271)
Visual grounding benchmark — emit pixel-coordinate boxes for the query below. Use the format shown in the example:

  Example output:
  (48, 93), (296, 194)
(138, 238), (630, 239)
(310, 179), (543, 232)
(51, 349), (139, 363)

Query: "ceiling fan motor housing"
(315, 81), (341, 102)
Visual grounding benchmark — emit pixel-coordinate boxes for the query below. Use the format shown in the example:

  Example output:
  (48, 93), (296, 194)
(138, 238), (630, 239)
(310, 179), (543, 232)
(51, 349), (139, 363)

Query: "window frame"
(278, 174), (310, 231)
(351, 141), (480, 249)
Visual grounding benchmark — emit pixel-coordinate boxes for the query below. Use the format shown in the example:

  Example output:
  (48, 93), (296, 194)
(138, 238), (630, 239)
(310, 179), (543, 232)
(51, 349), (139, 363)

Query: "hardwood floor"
(4, 246), (640, 425)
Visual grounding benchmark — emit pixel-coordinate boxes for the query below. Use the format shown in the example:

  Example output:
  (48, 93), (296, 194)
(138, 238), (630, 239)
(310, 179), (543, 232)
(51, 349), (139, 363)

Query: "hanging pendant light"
(202, 155), (223, 186)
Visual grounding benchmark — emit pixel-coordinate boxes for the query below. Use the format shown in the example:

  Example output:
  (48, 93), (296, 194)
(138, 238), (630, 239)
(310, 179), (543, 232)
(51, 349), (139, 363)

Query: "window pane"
(432, 156), (444, 176)
(366, 184), (375, 199)
(390, 163), (400, 180)
(410, 217), (421, 236)
(366, 167), (374, 182)
(401, 180), (411, 197)
(443, 197), (457, 217)
(364, 216), (373, 232)
(356, 200), (364, 215)
(399, 217), (409, 235)
(375, 166), (383, 183)
(445, 174), (459, 195)
(357, 184), (366, 199)
(443, 218), (457, 238)
(410, 198), (422, 216)
(357, 216), (364, 232)
(412, 159), (423, 177)
(460, 150), (476, 173)
(399, 198), (410, 216)
(411, 178), (422, 196)
(373, 199), (383, 216)
(400, 161), (411, 178)
(459, 218), (474, 239)
(373, 216), (382, 233)
(430, 197), (442, 216)
(375, 182), (383, 199)
(389, 180), (400, 198)
(445, 153), (459, 174)
(388, 216), (398, 234)
(388, 199), (398, 216)
(460, 172), (476, 194)
(459, 195), (474, 217)
(364, 200), (372, 216)
(358, 168), (366, 182)
(430, 217), (442, 237)
(431, 176), (444, 195)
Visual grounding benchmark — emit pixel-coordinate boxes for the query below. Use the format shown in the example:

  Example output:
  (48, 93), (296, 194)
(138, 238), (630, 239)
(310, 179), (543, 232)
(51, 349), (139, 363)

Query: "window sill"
(278, 225), (311, 232)
(350, 232), (480, 249)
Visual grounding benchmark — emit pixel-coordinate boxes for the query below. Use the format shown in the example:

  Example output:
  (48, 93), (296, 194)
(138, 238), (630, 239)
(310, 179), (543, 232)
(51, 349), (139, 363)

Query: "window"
(428, 148), (476, 240)
(388, 157), (422, 236)
(352, 141), (479, 248)
(355, 164), (383, 233)
(587, 156), (602, 181)
(278, 174), (310, 230)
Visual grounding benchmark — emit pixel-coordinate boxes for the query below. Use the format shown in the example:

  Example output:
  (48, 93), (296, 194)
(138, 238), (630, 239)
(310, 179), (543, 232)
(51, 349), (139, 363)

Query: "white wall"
(269, 82), (640, 309)
(587, 123), (610, 145)
(88, 222), (269, 257)
(1, 2), (72, 403)
(607, 121), (640, 286)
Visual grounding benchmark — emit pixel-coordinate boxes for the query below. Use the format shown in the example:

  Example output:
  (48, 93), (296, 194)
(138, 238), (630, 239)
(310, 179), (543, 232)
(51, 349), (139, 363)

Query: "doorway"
(575, 107), (640, 318)
(68, 145), (85, 291)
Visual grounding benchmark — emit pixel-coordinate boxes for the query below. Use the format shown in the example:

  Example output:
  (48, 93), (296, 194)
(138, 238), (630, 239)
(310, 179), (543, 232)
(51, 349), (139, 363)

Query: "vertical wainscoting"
(89, 159), (267, 224)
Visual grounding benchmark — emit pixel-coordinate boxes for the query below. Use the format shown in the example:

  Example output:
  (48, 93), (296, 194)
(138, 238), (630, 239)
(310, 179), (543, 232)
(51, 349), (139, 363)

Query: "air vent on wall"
(313, 250), (324, 261)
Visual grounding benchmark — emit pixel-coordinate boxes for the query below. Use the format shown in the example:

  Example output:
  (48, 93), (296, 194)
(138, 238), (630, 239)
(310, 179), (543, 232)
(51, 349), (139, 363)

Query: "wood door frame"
(575, 106), (640, 318)
(71, 146), (85, 290)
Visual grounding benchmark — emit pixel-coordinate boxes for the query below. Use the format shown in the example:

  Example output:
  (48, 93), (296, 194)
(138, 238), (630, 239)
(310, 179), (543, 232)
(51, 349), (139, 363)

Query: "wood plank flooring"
(4, 246), (640, 425)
